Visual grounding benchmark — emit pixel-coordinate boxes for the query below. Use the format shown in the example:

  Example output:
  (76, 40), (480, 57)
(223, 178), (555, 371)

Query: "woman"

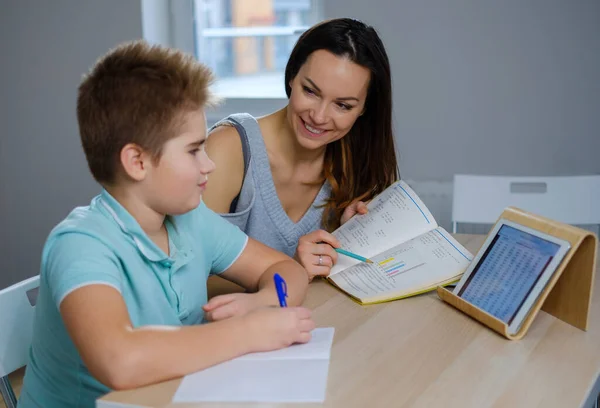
(204, 18), (399, 280)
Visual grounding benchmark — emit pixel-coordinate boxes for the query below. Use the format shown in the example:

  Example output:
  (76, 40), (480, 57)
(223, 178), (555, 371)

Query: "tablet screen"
(457, 224), (561, 324)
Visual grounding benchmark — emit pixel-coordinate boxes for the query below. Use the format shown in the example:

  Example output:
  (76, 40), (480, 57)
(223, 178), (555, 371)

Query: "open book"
(327, 180), (473, 305)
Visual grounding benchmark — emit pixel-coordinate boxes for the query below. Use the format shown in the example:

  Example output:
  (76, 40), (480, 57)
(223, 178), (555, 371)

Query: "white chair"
(0, 275), (39, 408)
(452, 174), (600, 234)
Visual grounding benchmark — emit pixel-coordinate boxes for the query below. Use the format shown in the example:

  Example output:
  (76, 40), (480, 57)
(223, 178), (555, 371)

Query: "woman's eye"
(337, 103), (352, 111)
(189, 148), (200, 155)
(303, 86), (315, 95)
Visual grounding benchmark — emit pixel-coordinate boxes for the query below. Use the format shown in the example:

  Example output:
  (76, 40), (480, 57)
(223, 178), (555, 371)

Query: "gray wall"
(0, 0), (143, 289)
(323, 0), (600, 180)
(1, 0), (599, 288)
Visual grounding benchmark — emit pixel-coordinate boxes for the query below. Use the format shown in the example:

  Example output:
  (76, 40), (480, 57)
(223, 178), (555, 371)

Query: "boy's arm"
(204, 239), (310, 321)
(60, 285), (314, 390)
(197, 203), (309, 320)
(218, 238), (309, 306)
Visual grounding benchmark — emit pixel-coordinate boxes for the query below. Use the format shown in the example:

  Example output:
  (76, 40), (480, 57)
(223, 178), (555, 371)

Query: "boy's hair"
(77, 40), (215, 184)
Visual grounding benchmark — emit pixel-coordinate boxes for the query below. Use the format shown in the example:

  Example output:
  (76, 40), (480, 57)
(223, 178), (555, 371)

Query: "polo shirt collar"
(97, 189), (175, 263)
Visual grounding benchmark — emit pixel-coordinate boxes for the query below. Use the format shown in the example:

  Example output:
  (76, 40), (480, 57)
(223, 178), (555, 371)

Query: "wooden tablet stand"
(438, 206), (597, 340)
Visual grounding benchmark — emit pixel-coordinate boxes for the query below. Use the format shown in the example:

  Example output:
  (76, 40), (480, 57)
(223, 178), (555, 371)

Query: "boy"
(19, 40), (313, 408)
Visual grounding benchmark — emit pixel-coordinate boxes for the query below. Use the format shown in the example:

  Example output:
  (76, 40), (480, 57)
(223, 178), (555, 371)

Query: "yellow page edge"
(326, 274), (463, 306)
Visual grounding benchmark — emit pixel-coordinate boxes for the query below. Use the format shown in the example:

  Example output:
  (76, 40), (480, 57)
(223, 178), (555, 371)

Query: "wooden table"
(98, 234), (600, 408)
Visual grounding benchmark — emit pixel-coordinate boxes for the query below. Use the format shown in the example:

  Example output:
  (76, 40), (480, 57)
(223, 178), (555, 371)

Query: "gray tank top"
(210, 113), (331, 257)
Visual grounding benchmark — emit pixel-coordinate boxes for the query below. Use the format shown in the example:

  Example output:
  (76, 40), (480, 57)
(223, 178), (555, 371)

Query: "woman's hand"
(295, 230), (340, 281)
(340, 200), (369, 225)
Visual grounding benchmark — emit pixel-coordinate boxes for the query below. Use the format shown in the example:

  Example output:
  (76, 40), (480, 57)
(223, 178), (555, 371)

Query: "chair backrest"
(0, 275), (39, 377)
(452, 174), (600, 230)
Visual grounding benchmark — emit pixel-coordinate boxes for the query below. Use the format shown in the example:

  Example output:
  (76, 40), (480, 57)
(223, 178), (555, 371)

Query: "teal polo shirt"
(19, 190), (247, 408)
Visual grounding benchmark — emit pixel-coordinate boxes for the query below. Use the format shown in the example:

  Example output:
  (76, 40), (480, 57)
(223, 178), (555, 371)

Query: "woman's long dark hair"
(285, 18), (399, 231)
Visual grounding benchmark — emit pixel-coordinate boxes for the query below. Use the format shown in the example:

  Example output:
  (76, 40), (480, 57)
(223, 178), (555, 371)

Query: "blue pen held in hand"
(273, 273), (288, 307)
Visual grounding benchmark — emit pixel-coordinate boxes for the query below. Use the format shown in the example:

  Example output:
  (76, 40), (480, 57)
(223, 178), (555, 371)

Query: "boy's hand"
(244, 307), (315, 352)
(340, 200), (369, 225)
(294, 230), (340, 281)
(203, 293), (269, 322)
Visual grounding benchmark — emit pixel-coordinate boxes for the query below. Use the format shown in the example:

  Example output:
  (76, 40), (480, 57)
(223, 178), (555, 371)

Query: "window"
(192, 0), (323, 99)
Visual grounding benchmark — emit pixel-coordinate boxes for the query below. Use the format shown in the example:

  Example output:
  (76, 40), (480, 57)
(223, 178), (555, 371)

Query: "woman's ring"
(318, 255), (323, 266)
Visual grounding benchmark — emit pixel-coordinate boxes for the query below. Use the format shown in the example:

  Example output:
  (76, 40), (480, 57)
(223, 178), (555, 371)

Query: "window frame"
(143, 0), (323, 123)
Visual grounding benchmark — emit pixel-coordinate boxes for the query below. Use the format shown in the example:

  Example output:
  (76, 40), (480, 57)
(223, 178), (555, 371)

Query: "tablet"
(452, 219), (571, 335)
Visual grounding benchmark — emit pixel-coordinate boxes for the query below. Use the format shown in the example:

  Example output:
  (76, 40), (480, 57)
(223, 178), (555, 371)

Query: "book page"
(330, 180), (437, 276)
(329, 228), (472, 303)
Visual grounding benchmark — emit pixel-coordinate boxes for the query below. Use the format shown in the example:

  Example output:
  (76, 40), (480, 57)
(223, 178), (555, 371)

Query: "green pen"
(335, 248), (373, 264)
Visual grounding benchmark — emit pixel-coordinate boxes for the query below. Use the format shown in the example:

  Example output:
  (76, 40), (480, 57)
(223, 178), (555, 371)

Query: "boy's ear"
(120, 143), (150, 181)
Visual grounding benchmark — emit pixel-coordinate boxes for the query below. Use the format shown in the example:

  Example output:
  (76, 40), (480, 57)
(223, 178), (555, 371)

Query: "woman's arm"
(61, 284), (314, 390)
(203, 125), (246, 213)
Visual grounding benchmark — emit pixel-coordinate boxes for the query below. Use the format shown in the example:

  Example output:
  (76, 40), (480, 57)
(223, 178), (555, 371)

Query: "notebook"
(327, 180), (473, 305)
(173, 327), (335, 403)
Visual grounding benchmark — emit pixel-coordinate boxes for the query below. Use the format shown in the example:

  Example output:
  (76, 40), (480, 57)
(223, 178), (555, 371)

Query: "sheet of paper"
(329, 228), (472, 302)
(173, 328), (335, 403)
(330, 180), (438, 275)
(236, 326), (335, 361)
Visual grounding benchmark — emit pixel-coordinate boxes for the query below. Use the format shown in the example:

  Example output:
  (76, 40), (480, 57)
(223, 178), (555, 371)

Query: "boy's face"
(145, 109), (215, 215)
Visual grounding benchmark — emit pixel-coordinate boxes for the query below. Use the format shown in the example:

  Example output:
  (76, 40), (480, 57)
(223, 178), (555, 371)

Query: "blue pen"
(273, 273), (288, 307)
